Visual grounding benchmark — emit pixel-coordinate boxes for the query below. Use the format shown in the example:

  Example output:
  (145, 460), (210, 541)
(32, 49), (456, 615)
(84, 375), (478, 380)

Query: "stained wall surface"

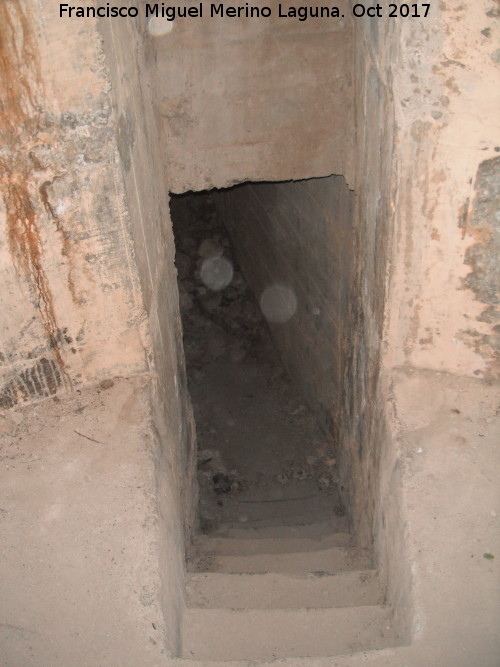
(0, 1), (147, 408)
(340, 0), (500, 647)
(340, 0), (500, 548)
(99, 13), (198, 655)
(0, 1), (498, 663)
(0, 0), (196, 658)
(384, 0), (500, 379)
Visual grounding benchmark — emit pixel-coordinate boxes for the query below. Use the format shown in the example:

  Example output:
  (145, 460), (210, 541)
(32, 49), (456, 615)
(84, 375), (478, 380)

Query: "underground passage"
(170, 179), (352, 534)
(1, 3), (498, 665)
(168, 179), (405, 660)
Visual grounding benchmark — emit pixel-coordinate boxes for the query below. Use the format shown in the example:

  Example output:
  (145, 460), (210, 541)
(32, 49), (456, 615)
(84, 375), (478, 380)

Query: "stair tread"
(188, 544), (372, 574)
(181, 605), (395, 661)
(207, 521), (349, 541)
(172, 647), (402, 666)
(186, 569), (381, 608)
(192, 532), (350, 556)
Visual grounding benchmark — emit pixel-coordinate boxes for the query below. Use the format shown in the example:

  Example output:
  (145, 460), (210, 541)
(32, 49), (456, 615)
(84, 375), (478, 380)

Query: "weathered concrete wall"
(339, 0), (500, 649)
(0, 1), (147, 408)
(0, 0), (196, 658)
(384, 0), (500, 379)
(214, 176), (354, 437)
(338, 7), (397, 549)
(375, 1), (500, 649)
(99, 13), (197, 657)
(1, 1), (498, 663)
(154, 0), (355, 192)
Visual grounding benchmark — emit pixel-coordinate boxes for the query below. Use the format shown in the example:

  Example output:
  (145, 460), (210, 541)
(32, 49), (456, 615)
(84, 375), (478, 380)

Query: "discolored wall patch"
(0, 357), (62, 409)
(461, 156), (500, 376)
(0, 2), (148, 407)
(0, 2), (70, 386)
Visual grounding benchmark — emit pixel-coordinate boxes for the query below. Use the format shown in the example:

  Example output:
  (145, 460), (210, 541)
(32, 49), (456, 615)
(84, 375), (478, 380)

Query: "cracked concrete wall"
(0, 0), (147, 408)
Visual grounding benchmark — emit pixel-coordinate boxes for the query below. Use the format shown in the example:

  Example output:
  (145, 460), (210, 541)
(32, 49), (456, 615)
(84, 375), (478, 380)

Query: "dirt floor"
(170, 192), (346, 534)
(0, 375), (170, 666)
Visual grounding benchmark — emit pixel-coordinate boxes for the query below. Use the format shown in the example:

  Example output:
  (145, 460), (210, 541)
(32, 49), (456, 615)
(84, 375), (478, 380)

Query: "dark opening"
(170, 176), (354, 532)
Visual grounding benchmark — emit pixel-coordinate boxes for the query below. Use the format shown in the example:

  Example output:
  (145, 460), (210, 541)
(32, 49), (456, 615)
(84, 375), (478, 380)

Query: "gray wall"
(214, 176), (354, 438)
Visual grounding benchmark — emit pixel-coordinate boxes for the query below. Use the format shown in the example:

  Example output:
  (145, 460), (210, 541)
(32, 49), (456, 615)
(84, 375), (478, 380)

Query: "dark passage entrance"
(170, 177), (354, 532)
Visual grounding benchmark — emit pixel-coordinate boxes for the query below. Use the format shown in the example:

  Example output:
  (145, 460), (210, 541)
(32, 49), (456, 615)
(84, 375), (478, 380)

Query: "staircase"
(180, 521), (397, 662)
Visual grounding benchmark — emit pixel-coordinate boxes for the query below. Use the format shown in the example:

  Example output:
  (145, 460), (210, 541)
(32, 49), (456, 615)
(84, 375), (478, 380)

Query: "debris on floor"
(170, 192), (344, 532)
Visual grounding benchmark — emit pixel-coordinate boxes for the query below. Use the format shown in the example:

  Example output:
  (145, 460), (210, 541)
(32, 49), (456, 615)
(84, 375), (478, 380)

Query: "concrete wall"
(154, 0), (355, 192)
(0, 1), (147, 408)
(339, 4), (398, 552)
(1, 2), (498, 662)
(214, 176), (354, 437)
(384, 0), (500, 379)
(340, 0), (500, 649)
(0, 1), (196, 657)
(99, 14), (197, 656)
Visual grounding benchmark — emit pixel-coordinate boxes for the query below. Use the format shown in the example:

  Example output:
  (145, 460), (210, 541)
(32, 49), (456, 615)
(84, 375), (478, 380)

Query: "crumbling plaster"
(384, 0), (500, 378)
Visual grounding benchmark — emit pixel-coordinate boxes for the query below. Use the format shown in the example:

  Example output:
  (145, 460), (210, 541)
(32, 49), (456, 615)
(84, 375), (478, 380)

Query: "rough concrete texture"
(213, 176), (354, 437)
(462, 156), (500, 369)
(182, 606), (395, 660)
(384, 0), (500, 378)
(98, 13), (198, 654)
(0, 1), (147, 408)
(338, 4), (397, 561)
(154, 0), (354, 192)
(381, 369), (500, 666)
(0, 377), (168, 666)
(186, 569), (382, 608)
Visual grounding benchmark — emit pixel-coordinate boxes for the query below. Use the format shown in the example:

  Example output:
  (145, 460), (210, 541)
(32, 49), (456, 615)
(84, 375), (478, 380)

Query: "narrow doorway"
(170, 176), (353, 533)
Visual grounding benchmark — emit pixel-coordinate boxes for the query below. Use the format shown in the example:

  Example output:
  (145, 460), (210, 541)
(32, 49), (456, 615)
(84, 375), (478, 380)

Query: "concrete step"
(188, 544), (371, 574)
(208, 520), (348, 541)
(181, 605), (395, 661)
(192, 531), (350, 556)
(186, 569), (381, 609)
(205, 512), (349, 533)
(173, 652), (405, 667)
